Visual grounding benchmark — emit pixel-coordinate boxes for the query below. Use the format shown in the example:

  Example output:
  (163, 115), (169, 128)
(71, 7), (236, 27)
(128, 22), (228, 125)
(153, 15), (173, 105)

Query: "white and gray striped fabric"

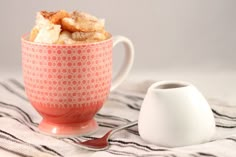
(0, 78), (236, 157)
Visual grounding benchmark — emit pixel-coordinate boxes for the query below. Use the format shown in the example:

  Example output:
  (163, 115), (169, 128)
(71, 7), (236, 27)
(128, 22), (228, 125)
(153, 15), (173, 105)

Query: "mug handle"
(110, 36), (135, 91)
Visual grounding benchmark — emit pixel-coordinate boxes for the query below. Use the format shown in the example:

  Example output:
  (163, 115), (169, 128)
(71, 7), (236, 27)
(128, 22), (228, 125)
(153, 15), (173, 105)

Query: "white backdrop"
(0, 0), (235, 74)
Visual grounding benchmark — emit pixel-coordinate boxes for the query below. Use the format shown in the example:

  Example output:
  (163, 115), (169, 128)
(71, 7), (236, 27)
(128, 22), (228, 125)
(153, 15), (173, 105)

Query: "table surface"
(0, 70), (235, 157)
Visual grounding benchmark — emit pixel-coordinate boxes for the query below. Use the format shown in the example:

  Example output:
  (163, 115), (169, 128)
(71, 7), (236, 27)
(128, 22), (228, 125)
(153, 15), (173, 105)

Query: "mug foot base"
(38, 119), (98, 137)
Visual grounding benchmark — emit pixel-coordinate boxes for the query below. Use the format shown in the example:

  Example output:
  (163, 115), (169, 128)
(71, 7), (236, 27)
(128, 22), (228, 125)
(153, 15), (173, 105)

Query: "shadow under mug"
(21, 34), (134, 136)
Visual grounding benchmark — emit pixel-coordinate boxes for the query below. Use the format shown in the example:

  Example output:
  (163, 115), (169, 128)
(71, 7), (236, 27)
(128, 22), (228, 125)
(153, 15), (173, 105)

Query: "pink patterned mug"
(21, 34), (134, 136)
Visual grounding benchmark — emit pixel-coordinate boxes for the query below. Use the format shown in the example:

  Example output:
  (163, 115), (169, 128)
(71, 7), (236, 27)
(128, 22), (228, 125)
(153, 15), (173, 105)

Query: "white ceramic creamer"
(138, 80), (215, 147)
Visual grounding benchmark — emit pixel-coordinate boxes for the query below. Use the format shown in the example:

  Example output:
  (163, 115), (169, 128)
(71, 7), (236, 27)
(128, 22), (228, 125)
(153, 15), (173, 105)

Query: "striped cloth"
(0, 78), (236, 157)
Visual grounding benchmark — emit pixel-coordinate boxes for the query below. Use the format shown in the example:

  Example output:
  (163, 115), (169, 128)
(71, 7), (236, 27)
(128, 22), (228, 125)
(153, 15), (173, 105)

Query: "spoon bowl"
(69, 120), (138, 151)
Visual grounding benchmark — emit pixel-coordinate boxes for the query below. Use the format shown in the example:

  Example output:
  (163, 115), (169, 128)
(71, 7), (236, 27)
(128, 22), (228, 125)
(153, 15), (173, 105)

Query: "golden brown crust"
(71, 31), (94, 41)
(61, 19), (79, 32)
(61, 18), (104, 32)
(40, 10), (70, 24)
(61, 11), (104, 32)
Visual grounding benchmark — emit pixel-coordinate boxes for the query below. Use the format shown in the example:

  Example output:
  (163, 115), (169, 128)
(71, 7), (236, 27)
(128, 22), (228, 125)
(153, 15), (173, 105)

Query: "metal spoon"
(71, 120), (138, 151)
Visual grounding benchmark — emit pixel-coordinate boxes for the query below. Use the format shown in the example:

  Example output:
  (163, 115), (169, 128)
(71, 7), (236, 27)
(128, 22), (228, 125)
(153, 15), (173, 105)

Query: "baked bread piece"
(40, 10), (69, 24)
(57, 31), (76, 44)
(29, 10), (69, 42)
(29, 10), (110, 44)
(61, 11), (105, 32)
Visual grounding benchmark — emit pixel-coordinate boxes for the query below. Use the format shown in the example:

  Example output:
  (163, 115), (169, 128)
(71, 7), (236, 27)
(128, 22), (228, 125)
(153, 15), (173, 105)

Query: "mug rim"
(21, 32), (112, 46)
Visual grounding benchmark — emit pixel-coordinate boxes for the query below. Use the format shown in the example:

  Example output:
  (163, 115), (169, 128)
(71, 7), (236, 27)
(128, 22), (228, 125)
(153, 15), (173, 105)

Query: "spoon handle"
(108, 120), (138, 138)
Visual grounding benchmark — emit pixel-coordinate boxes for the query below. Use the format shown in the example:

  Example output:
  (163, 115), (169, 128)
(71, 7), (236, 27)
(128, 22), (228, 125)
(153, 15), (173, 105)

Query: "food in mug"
(29, 10), (110, 44)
